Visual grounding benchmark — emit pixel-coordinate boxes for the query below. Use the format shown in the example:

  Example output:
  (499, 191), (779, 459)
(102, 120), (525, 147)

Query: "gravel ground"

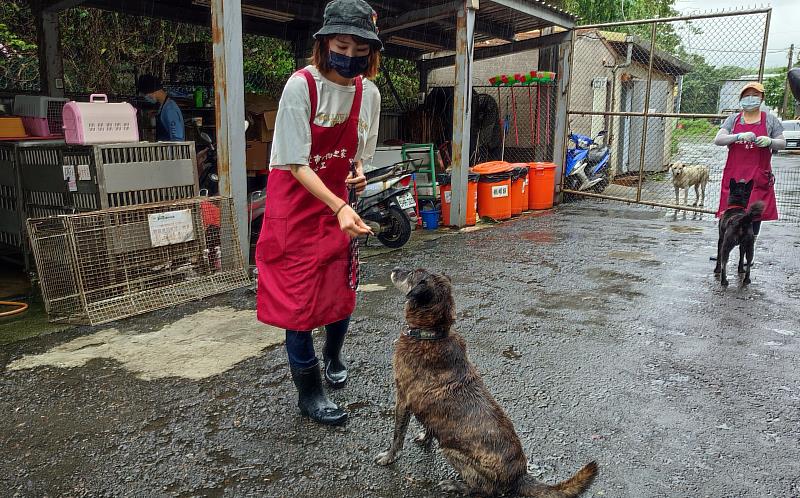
(1, 198), (799, 498)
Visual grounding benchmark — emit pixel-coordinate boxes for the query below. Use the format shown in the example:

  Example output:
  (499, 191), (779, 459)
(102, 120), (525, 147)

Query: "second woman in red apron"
(714, 82), (785, 236)
(256, 0), (382, 426)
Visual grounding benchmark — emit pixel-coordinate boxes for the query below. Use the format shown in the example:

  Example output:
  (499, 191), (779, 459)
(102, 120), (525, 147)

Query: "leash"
(347, 160), (360, 291)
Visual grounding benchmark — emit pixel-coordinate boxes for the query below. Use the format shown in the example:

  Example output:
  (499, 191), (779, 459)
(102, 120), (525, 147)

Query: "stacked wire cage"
(27, 196), (250, 325)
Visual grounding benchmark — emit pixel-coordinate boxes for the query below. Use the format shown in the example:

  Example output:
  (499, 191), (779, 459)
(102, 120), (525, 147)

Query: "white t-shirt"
(269, 65), (381, 170)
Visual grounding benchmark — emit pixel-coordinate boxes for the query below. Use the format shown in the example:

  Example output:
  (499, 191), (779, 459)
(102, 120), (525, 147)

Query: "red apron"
(256, 69), (361, 330)
(716, 112), (778, 221)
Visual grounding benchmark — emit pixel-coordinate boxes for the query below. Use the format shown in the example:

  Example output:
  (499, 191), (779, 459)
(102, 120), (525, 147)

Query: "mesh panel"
(28, 197), (250, 325)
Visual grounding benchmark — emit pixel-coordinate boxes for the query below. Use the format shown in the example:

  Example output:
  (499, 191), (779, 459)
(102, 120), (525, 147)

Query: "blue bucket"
(420, 209), (440, 230)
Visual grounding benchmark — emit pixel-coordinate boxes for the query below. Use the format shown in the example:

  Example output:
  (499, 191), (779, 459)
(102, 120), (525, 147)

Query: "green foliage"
(375, 57), (419, 111)
(763, 67), (786, 112)
(242, 35), (294, 94)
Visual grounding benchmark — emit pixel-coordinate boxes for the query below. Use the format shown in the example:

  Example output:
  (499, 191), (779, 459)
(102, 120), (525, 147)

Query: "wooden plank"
(211, 0), (249, 263)
(379, 1), (461, 36)
(35, 7), (65, 97)
(449, 1), (477, 227)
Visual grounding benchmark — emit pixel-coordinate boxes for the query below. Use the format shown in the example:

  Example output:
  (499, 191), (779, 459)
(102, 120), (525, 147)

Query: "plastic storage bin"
(0, 117), (27, 138)
(438, 172), (479, 226)
(528, 162), (557, 209)
(509, 164), (530, 215)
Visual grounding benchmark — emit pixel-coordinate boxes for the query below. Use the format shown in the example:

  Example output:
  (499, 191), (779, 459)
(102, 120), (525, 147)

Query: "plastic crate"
(19, 141), (199, 220)
(13, 95), (68, 136)
(63, 94), (139, 145)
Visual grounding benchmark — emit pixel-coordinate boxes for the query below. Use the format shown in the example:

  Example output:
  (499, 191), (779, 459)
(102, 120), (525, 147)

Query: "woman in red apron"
(714, 82), (786, 236)
(256, 0), (382, 426)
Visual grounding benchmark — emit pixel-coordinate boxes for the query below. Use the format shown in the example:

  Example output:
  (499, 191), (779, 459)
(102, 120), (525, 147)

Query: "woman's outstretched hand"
(336, 204), (373, 237)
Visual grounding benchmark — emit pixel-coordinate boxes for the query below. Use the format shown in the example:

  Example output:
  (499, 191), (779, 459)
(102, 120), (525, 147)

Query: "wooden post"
(552, 30), (572, 201)
(35, 7), (65, 97)
(210, 0), (249, 263)
(449, 0), (477, 227)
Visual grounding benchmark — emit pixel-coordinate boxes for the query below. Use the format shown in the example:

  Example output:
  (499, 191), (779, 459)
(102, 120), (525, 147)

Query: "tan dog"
(375, 267), (598, 497)
(669, 162), (709, 207)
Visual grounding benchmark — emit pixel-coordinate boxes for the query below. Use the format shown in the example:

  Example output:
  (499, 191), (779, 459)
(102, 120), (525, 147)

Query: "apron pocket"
(257, 216), (287, 264)
(317, 215), (350, 265)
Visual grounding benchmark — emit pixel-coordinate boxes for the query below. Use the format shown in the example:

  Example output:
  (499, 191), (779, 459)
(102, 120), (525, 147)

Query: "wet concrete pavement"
(2, 199), (800, 497)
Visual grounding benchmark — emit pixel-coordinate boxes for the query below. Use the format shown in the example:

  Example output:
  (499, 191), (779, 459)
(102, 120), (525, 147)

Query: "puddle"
(668, 225), (704, 234)
(587, 268), (646, 283)
(501, 345), (522, 359)
(608, 250), (658, 262)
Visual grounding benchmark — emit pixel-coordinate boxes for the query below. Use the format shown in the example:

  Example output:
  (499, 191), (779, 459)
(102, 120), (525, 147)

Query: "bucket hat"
(314, 0), (383, 50)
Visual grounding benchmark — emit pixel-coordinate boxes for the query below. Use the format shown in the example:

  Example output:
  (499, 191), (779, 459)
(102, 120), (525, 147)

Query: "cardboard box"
(258, 127), (274, 143)
(245, 93), (279, 143)
(246, 141), (270, 171)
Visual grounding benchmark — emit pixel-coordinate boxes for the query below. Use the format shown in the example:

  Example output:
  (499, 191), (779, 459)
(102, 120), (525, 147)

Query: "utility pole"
(781, 44), (794, 119)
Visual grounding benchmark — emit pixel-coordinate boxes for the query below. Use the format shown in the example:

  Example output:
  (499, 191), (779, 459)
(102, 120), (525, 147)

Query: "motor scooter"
(358, 159), (419, 248)
(564, 130), (611, 192)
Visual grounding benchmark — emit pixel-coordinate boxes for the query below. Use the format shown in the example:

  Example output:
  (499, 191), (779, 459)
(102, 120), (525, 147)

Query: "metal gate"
(559, 8), (798, 219)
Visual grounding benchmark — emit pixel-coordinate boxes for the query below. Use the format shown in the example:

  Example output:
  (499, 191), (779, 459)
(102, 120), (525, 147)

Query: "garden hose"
(0, 300), (29, 318)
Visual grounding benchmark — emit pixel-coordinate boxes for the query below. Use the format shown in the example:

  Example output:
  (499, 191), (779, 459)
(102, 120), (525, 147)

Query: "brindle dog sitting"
(375, 267), (597, 497)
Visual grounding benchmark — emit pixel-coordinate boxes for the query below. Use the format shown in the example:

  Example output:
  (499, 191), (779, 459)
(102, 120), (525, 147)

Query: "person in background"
(136, 74), (185, 142)
(255, 0), (381, 426)
(713, 82), (785, 239)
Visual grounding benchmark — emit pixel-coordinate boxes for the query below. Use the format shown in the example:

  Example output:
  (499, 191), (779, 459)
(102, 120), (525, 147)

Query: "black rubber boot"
(290, 362), (348, 426)
(323, 332), (348, 388)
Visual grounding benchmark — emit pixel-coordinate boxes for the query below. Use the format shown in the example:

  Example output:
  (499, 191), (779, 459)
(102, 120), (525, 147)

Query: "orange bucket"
(472, 160), (512, 175)
(476, 171), (512, 220)
(439, 173), (479, 226)
(528, 162), (557, 210)
(509, 165), (529, 215)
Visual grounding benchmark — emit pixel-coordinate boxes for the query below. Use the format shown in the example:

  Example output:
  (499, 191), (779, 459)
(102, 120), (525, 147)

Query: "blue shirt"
(157, 98), (185, 141)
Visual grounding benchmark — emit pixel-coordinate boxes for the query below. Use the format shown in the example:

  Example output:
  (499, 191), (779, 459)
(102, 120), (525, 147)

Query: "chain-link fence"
(561, 9), (800, 223)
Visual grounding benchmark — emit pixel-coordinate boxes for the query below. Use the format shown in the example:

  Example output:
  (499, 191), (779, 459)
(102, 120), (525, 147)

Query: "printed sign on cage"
(148, 209), (196, 247)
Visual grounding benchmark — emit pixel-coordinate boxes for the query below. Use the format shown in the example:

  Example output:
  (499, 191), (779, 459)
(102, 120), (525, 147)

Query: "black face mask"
(328, 51), (369, 79)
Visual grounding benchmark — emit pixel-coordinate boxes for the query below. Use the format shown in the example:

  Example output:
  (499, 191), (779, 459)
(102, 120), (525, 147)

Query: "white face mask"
(740, 95), (761, 111)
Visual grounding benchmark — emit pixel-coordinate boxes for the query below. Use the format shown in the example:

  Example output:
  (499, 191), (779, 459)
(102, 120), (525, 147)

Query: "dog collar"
(404, 327), (447, 340)
(726, 204), (746, 211)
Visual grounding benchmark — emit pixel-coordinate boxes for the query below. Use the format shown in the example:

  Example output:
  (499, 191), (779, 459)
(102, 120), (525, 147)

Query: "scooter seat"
(587, 147), (608, 163)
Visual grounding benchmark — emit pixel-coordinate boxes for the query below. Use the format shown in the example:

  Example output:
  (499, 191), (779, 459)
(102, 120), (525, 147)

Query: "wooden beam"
(211, 0), (249, 263)
(449, 0), (477, 227)
(42, 0), (86, 12)
(379, 1), (461, 36)
(419, 30), (569, 72)
(35, 7), (65, 97)
(486, 0), (576, 30)
(552, 30), (572, 199)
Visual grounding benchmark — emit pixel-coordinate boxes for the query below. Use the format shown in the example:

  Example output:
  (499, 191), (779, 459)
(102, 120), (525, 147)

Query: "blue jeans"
(285, 317), (350, 370)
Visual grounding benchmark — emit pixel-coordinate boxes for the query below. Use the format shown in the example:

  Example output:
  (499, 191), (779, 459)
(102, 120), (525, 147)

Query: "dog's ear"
(443, 274), (452, 283)
(407, 279), (434, 306)
(729, 178), (737, 190)
(745, 179), (754, 190)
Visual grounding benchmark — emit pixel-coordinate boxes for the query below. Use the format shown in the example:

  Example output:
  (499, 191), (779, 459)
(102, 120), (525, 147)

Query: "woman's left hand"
(346, 161), (367, 195)
(755, 136), (772, 148)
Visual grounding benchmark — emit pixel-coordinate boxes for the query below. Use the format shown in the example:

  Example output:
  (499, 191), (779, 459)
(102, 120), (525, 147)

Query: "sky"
(673, 0), (795, 69)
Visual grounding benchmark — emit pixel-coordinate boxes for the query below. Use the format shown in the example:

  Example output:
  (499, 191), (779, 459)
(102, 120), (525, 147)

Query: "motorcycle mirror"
(200, 132), (213, 144)
(789, 68), (800, 104)
(597, 130), (607, 136)
(210, 173), (219, 182)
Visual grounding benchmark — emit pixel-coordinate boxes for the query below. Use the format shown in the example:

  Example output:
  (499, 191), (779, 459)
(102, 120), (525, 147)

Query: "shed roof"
(597, 30), (693, 76)
(41, 0), (577, 59)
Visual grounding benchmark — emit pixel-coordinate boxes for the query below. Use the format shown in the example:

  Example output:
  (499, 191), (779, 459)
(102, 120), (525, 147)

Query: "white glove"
(754, 136), (772, 148)
(736, 132), (756, 142)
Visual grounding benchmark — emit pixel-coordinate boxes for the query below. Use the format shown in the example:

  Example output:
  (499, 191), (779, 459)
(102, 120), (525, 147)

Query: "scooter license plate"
(397, 192), (416, 210)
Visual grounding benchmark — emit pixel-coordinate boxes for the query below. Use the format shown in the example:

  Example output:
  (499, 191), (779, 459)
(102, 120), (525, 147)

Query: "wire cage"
(27, 196), (250, 325)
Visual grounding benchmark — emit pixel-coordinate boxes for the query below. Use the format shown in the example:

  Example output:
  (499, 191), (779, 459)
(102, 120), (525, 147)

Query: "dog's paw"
(738, 266), (746, 274)
(413, 430), (433, 447)
(437, 480), (468, 494)
(721, 278), (729, 287)
(743, 277), (751, 285)
(714, 266), (721, 275)
(374, 450), (396, 466)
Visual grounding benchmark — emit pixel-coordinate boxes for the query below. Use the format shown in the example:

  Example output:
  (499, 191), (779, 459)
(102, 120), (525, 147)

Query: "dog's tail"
(745, 201), (765, 221)
(516, 461), (598, 498)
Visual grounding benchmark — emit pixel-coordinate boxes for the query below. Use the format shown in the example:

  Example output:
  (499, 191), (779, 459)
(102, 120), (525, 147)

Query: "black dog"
(714, 179), (764, 287)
